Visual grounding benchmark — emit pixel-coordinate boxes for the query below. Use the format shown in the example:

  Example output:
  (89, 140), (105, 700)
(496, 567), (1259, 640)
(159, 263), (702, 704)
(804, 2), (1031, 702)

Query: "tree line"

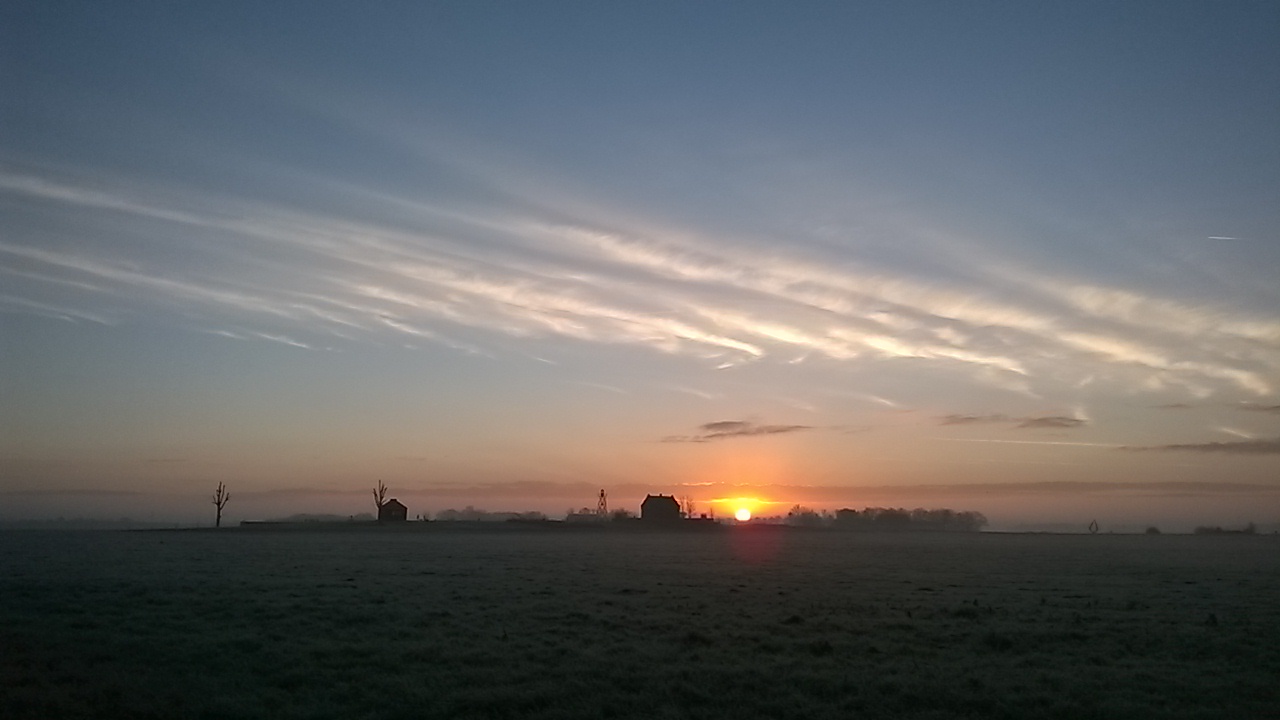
(785, 505), (988, 532)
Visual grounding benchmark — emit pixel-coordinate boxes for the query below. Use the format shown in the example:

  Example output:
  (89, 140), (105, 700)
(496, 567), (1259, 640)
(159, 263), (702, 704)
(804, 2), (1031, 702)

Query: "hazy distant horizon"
(3, 478), (1275, 534)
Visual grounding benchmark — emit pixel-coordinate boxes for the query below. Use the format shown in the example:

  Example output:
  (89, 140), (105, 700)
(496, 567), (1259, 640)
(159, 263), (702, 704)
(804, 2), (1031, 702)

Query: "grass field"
(2, 527), (1277, 719)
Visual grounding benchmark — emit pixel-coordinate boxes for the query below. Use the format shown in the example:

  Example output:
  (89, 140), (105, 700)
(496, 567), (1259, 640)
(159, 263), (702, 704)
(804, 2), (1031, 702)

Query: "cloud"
(608, 480), (1280, 502)
(4, 162), (1278, 402)
(1018, 416), (1087, 429)
(237, 481), (605, 502)
(1215, 426), (1254, 440)
(939, 438), (1118, 448)
(560, 226), (1278, 395)
(0, 294), (116, 325)
(1239, 403), (1280, 414)
(0, 170), (766, 362)
(0, 489), (142, 497)
(663, 420), (813, 443)
(939, 413), (1087, 429)
(701, 421), (753, 433)
(1123, 437), (1280, 454)
(940, 414), (1011, 425)
(666, 385), (720, 400)
(568, 380), (628, 395)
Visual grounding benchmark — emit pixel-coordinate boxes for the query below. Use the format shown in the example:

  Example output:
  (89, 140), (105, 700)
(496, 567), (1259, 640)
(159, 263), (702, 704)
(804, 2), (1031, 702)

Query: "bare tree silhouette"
(373, 480), (388, 516)
(212, 482), (230, 528)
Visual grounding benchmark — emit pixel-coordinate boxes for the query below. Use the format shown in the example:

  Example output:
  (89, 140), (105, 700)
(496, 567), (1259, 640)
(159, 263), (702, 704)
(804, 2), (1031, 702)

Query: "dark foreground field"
(2, 527), (1277, 719)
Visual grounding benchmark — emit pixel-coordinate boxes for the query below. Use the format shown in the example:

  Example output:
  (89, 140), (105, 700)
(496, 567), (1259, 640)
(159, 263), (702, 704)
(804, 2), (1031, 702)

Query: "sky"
(3, 2), (1279, 530)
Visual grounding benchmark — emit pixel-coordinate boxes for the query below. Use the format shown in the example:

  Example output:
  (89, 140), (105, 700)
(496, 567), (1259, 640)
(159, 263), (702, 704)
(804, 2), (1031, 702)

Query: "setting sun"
(715, 496), (766, 521)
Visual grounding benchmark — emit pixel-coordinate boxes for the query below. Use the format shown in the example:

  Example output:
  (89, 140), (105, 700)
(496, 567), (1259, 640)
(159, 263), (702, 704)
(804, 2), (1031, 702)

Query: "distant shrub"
(1195, 523), (1256, 535)
(1145, 526), (1161, 535)
(832, 507), (988, 532)
(435, 507), (547, 522)
(785, 505), (824, 527)
(258, 512), (380, 523)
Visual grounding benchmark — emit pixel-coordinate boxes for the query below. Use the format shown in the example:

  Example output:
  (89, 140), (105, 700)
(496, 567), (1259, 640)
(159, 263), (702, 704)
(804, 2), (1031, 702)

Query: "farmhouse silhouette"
(640, 493), (682, 523)
(378, 498), (408, 522)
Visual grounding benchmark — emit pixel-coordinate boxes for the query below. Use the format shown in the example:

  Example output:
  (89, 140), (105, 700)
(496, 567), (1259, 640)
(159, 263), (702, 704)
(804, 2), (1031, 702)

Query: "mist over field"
(3, 528), (1277, 719)
(3, 483), (1275, 536)
(5, 2), (1280, 534)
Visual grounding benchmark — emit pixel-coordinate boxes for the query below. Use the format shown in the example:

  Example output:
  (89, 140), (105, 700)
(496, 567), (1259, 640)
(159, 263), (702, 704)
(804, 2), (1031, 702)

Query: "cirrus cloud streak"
(2, 164), (1277, 405)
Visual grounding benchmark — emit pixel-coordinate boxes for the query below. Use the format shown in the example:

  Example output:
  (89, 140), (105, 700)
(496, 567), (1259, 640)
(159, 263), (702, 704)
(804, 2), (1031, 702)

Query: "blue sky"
(3, 2), (1278, 528)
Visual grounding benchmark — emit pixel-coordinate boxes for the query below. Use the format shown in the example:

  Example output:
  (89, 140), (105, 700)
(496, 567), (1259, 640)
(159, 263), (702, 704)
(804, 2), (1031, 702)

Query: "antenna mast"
(597, 489), (608, 517)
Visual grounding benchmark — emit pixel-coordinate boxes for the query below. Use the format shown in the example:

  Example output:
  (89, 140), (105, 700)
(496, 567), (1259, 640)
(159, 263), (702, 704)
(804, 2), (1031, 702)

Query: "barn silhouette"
(378, 498), (407, 522)
(640, 494), (681, 523)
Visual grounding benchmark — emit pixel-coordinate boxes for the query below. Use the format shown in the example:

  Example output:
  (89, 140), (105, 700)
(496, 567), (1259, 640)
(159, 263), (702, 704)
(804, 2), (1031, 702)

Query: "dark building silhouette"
(641, 494), (681, 523)
(378, 498), (408, 522)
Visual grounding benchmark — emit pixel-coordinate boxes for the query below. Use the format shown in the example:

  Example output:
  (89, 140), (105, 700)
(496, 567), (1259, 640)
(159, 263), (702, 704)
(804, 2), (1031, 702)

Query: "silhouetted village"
(202, 479), (1269, 535)
(238, 485), (991, 532)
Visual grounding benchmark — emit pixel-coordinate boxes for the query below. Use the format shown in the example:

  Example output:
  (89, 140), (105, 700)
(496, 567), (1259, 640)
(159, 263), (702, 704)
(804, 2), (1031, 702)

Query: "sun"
(735, 507), (752, 522)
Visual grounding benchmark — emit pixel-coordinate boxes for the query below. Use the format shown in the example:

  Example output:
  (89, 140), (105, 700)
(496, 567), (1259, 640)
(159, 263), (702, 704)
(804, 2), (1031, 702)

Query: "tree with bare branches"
(212, 482), (230, 528)
(373, 480), (388, 517)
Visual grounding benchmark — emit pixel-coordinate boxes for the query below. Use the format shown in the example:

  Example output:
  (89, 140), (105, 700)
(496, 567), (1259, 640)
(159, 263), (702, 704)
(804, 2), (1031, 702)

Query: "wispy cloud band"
(3, 165), (1277, 403)
(1123, 437), (1280, 454)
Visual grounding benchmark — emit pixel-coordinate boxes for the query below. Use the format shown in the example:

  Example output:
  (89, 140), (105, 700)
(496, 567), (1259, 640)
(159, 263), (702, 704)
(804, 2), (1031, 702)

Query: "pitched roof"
(642, 494), (679, 507)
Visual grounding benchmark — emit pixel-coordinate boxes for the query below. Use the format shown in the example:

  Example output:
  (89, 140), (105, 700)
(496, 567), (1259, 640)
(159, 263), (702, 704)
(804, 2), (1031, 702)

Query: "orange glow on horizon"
(687, 446), (801, 519)
(681, 442), (828, 519)
(710, 496), (771, 519)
